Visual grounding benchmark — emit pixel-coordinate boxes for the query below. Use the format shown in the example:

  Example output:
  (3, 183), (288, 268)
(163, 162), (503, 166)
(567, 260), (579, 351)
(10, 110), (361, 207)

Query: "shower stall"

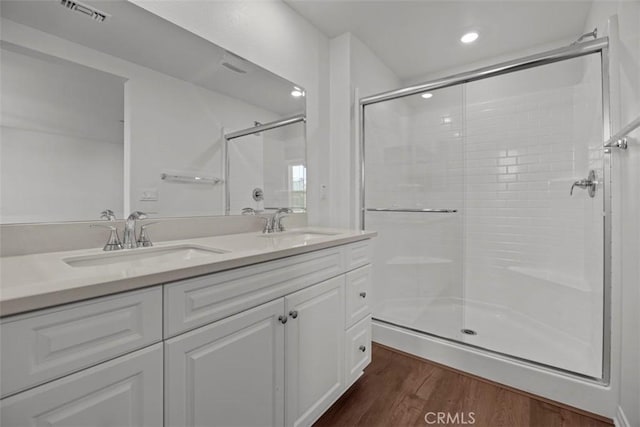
(361, 38), (613, 384)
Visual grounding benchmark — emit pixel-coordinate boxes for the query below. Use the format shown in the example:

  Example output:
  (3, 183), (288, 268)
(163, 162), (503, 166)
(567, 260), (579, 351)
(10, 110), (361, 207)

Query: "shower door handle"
(570, 170), (597, 198)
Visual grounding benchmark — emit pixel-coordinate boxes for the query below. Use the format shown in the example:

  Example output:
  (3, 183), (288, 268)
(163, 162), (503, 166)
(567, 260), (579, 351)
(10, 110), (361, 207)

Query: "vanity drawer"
(345, 264), (372, 328)
(0, 287), (162, 398)
(345, 315), (372, 388)
(164, 246), (345, 337)
(344, 240), (372, 271)
(1, 343), (163, 427)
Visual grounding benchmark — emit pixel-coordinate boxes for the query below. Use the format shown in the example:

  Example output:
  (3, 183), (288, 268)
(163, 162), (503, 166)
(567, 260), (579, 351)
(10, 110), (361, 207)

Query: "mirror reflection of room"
(0, 0), (306, 223)
(227, 120), (306, 215)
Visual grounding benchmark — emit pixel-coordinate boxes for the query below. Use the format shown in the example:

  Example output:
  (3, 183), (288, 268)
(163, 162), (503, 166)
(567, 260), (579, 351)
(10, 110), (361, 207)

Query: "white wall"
(329, 33), (402, 228)
(0, 45), (124, 223)
(585, 2), (640, 426)
(130, 0), (330, 226)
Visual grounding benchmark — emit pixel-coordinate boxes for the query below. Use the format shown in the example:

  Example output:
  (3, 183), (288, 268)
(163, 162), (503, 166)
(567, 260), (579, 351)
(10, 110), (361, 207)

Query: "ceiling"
(285, 0), (593, 82)
(1, 0), (305, 116)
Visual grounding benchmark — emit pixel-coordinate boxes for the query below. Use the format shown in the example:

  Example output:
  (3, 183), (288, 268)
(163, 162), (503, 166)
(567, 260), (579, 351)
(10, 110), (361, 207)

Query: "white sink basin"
(259, 230), (341, 240)
(63, 245), (229, 268)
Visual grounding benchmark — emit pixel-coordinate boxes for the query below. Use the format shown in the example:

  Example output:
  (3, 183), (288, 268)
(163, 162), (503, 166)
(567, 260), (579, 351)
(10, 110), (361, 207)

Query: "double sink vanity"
(0, 226), (375, 426)
(0, 1), (374, 425)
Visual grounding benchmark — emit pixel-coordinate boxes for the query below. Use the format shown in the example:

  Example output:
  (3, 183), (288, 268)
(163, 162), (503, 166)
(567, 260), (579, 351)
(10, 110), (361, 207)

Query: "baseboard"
(614, 405), (630, 427)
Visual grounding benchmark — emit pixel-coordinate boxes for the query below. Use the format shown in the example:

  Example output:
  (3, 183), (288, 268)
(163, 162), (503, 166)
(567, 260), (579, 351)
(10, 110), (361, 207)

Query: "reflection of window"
(289, 164), (306, 209)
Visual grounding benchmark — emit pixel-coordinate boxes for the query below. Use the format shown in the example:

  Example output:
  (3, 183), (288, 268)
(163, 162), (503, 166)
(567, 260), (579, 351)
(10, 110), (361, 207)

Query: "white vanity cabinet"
(165, 274), (347, 427)
(0, 238), (373, 427)
(1, 344), (163, 427)
(0, 287), (163, 398)
(164, 240), (371, 427)
(165, 298), (286, 427)
(285, 275), (345, 427)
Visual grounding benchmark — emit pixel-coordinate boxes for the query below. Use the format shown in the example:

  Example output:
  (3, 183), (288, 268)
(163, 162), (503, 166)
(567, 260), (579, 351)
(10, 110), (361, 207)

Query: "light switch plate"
(139, 188), (158, 201)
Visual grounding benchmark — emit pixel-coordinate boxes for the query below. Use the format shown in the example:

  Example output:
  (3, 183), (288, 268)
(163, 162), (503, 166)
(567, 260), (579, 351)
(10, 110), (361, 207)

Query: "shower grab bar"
(604, 115), (640, 150)
(366, 208), (458, 213)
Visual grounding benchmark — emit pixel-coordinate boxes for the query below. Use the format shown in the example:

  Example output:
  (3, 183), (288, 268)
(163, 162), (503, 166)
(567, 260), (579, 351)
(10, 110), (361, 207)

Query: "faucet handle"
(137, 222), (158, 247)
(276, 214), (290, 232)
(261, 216), (272, 234)
(127, 211), (148, 220)
(91, 224), (123, 251)
(100, 209), (116, 221)
(242, 208), (256, 215)
(275, 208), (293, 232)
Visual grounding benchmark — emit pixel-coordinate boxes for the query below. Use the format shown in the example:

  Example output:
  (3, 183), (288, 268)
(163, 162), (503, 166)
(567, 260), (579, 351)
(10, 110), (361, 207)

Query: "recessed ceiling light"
(461, 32), (479, 44)
(421, 93), (433, 99)
(291, 87), (304, 97)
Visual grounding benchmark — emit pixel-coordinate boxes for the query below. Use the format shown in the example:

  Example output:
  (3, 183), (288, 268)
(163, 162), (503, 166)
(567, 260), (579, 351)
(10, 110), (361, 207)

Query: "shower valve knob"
(570, 170), (597, 198)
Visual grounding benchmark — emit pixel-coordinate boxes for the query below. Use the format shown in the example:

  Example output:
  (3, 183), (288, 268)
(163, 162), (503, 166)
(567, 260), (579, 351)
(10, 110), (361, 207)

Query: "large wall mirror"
(0, 0), (306, 223)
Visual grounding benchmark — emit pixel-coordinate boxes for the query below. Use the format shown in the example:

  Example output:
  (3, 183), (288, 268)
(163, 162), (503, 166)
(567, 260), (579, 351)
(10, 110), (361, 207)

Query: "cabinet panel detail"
(345, 315), (372, 388)
(165, 299), (285, 427)
(345, 265), (372, 328)
(285, 276), (345, 427)
(1, 343), (163, 427)
(344, 240), (372, 271)
(165, 246), (344, 337)
(1, 287), (162, 398)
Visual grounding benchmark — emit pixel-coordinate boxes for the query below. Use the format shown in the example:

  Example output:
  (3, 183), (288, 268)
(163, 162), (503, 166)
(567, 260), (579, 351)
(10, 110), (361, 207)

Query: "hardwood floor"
(315, 343), (613, 427)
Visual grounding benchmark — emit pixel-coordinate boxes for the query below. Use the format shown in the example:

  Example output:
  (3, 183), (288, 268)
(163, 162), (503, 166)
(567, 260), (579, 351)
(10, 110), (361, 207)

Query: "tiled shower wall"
(365, 90), (464, 310)
(366, 54), (605, 375)
(462, 56), (603, 355)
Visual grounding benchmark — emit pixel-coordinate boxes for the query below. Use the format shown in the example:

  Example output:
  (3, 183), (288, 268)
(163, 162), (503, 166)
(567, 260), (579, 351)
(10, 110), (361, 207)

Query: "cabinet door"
(165, 298), (286, 427)
(1, 343), (163, 427)
(285, 275), (345, 427)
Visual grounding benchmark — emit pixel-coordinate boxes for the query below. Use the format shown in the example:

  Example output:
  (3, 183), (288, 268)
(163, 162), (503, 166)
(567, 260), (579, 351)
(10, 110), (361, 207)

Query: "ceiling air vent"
(60, 0), (110, 23)
(221, 51), (249, 74)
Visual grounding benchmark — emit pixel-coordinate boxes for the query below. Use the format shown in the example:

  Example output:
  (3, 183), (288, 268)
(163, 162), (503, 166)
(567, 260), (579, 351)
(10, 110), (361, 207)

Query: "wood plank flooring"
(314, 343), (613, 427)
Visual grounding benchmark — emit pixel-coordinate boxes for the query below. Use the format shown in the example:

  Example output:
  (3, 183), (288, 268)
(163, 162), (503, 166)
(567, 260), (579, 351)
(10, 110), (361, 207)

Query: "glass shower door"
(461, 54), (604, 378)
(364, 85), (465, 339)
(363, 52), (606, 379)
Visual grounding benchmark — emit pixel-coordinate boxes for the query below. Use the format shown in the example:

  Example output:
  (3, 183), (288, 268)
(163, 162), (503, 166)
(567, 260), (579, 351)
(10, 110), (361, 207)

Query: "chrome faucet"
(263, 208), (292, 233)
(137, 222), (158, 247)
(100, 209), (117, 221)
(123, 211), (147, 249)
(91, 223), (123, 251)
(92, 209), (123, 251)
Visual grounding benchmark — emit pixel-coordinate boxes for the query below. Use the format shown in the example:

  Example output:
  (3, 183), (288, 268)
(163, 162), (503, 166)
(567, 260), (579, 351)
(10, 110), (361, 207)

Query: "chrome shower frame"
(359, 37), (612, 384)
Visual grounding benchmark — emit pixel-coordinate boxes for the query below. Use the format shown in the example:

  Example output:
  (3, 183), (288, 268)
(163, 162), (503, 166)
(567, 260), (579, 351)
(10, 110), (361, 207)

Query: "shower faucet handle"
(570, 170), (597, 198)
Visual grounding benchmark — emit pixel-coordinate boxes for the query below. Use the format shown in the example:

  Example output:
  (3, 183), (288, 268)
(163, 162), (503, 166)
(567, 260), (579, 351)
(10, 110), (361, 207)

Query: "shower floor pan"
(373, 296), (602, 378)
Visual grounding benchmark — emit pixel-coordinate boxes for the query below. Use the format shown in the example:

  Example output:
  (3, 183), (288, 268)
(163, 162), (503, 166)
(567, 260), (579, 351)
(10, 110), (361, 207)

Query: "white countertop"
(0, 228), (376, 317)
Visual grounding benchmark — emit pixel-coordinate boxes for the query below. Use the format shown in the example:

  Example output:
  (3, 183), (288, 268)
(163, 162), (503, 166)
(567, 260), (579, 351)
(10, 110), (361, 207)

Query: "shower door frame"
(359, 37), (612, 384)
